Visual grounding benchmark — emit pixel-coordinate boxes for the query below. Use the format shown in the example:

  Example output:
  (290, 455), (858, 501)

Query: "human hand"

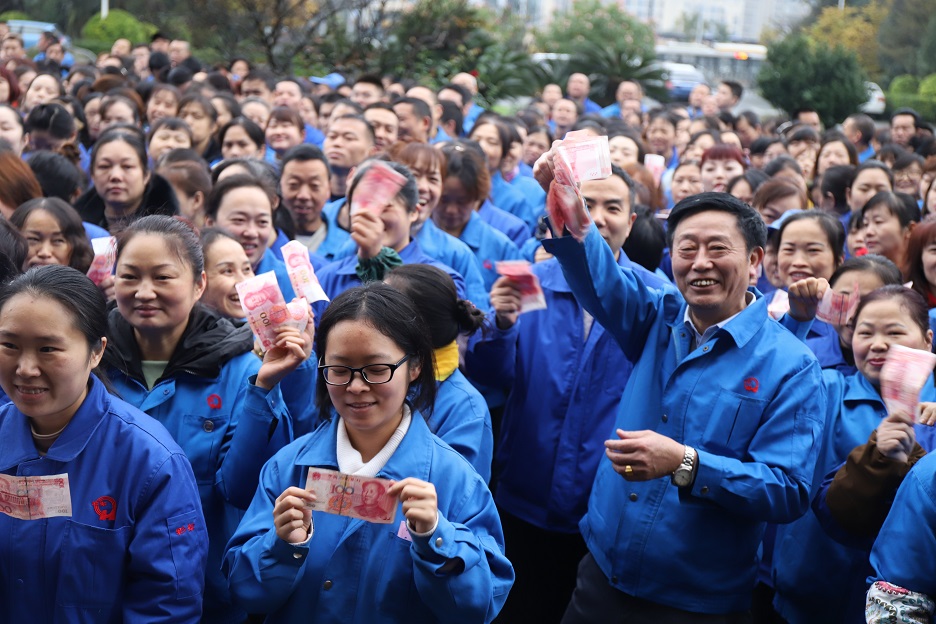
(489, 277), (523, 330)
(387, 477), (438, 535)
(604, 429), (685, 481)
(256, 323), (310, 389)
(877, 411), (916, 463)
(273, 486), (315, 544)
(788, 277), (829, 322)
(352, 210), (385, 260)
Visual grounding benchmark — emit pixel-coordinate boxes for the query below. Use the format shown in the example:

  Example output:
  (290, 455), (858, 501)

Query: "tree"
(917, 15), (936, 77)
(878, 0), (934, 80)
(534, 0), (663, 104)
(758, 34), (868, 128)
(82, 10), (158, 45)
(807, 1), (889, 81)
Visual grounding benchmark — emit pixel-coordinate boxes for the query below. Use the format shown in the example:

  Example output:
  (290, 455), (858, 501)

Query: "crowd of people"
(0, 23), (935, 624)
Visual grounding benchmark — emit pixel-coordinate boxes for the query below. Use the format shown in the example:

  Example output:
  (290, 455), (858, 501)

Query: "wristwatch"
(671, 445), (697, 488)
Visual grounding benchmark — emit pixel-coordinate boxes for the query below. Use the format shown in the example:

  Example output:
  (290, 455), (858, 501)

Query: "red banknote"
(548, 132), (611, 241)
(0, 474), (72, 520)
(816, 280), (860, 327)
(236, 271), (309, 351)
(881, 344), (936, 421)
(496, 260), (547, 313)
(304, 467), (396, 524)
(350, 161), (407, 217)
(281, 240), (329, 303)
(86, 236), (116, 286)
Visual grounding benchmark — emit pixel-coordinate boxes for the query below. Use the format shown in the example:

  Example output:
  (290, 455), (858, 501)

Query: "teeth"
(19, 388), (44, 394)
(692, 280), (716, 286)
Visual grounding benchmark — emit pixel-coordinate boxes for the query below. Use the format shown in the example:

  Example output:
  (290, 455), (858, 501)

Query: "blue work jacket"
(288, 200), (353, 263)
(477, 199), (530, 248)
(454, 212), (521, 291)
(543, 226), (827, 614)
(0, 376), (207, 622)
(223, 411), (514, 623)
(430, 369), (494, 482)
(466, 253), (667, 533)
(268, 229), (328, 272)
(491, 172), (537, 228)
(105, 306), (293, 624)
(416, 219), (490, 308)
(504, 173), (546, 230)
(773, 371), (936, 624)
(779, 314), (855, 373)
(869, 451), (936, 598)
(313, 240), (467, 317)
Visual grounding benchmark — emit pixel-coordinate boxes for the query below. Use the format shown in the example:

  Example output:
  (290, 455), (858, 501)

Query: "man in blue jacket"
(533, 147), (827, 620)
(467, 166), (667, 622)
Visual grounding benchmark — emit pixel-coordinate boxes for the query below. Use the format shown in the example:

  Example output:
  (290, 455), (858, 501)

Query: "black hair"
(314, 282), (437, 419)
(116, 214), (204, 278)
(27, 150), (83, 201)
(199, 226), (241, 253)
(100, 94), (142, 126)
(470, 116), (512, 160)
(385, 264), (485, 348)
(206, 72), (233, 94)
(24, 102), (75, 139)
(787, 126), (820, 145)
(821, 165), (856, 208)
(666, 191), (767, 251)
(892, 107), (922, 127)
(0, 219), (26, 282)
(178, 93), (218, 123)
(439, 141), (491, 201)
(440, 100), (463, 138)
(218, 116), (264, 149)
(854, 284), (931, 340)
(777, 209), (846, 266)
(646, 108), (679, 129)
(851, 159), (895, 189)
(205, 173), (276, 222)
(0, 265), (106, 354)
(846, 114), (876, 147)
(146, 116), (193, 144)
(210, 92), (240, 117)
(346, 160), (418, 213)
(329, 113), (376, 145)
(280, 143), (331, 175)
(749, 136), (778, 156)
(829, 254), (902, 289)
(859, 191), (920, 228)
(764, 155), (803, 178)
(726, 169), (769, 197)
(394, 96), (431, 122)
(621, 205), (666, 272)
(241, 69), (276, 91)
(210, 157), (280, 188)
(720, 80), (743, 100)
(10, 198), (94, 273)
(817, 132), (858, 166)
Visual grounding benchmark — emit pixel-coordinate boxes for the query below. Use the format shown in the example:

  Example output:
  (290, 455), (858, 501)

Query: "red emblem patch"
(743, 377), (759, 393)
(483, 259), (493, 270)
(92, 496), (117, 521)
(207, 394), (222, 409)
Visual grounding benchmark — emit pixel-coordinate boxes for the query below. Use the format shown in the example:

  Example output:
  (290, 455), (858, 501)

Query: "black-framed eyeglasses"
(318, 354), (412, 386)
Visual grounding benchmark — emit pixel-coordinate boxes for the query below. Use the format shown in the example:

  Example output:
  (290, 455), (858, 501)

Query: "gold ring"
(624, 465), (633, 475)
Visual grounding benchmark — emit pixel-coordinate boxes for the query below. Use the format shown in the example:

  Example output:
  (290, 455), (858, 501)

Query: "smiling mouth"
(16, 386), (47, 395)
(690, 279), (718, 287)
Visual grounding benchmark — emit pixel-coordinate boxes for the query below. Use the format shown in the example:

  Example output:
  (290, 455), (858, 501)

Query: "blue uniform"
(491, 172), (537, 227)
(255, 248), (298, 301)
(779, 314), (854, 372)
(430, 369), (494, 482)
(104, 306), (293, 624)
(0, 376), (207, 622)
(772, 371), (936, 623)
(477, 199), (530, 248)
(462, 103), (485, 135)
(543, 226), (827, 614)
(314, 240), (468, 317)
(466, 253), (667, 533)
(416, 220), (490, 308)
(869, 451), (936, 598)
(505, 173), (547, 230)
(318, 199), (355, 261)
(223, 412), (514, 622)
(455, 212), (521, 291)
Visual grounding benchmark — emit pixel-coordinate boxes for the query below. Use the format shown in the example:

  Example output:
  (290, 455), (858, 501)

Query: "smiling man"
(534, 145), (827, 621)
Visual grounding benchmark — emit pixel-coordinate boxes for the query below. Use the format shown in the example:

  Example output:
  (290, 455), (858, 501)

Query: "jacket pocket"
(374, 529), (419, 611)
(180, 413), (230, 485)
(166, 510), (205, 599)
(56, 520), (131, 608)
(701, 388), (769, 458)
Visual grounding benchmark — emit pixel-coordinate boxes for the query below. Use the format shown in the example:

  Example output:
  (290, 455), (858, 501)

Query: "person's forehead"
(893, 114), (916, 126)
(329, 118), (367, 136)
(674, 210), (743, 236)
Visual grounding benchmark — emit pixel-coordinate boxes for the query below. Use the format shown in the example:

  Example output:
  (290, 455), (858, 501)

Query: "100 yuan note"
(0, 473), (72, 520)
(304, 467), (396, 524)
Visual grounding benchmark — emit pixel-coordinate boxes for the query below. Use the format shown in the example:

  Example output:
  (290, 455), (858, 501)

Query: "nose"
(346, 370), (370, 393)
(16, 352), (40, 378)
(135, 278), (156, 300)
(297, 184), (311, 200)
(36, 241), (53, 258)
(790, 249), (809, 267)
(690, 249), (714, 271)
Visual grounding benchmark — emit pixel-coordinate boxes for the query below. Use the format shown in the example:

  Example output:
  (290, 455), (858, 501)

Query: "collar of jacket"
(294, 407), (434, 483)
(104, 303), (254, 386)
(668, 288), (766, 350)
(0, 375), (111, 467)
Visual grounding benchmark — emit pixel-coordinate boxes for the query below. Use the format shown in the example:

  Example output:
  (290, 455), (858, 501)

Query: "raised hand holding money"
(282, 240), (329, 303)
(881, 344), (936, 421)
(541, 132), (612, 242)
(495, 260), (547, 313)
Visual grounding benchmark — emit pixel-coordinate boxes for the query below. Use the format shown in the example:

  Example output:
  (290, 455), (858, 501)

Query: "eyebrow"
(327, 353), (395, 363)
(119, 263), (178, 270)
(0, 331), (65, 343)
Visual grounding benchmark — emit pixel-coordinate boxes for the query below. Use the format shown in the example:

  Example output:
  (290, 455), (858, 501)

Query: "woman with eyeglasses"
(224, 282), (514, 623)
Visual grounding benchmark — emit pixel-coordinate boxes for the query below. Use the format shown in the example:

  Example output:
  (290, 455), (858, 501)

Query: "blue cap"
(309, 72), (345, 90)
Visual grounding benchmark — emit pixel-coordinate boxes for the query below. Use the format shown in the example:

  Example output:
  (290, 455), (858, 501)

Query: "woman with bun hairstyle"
(386, 263), (493, 480)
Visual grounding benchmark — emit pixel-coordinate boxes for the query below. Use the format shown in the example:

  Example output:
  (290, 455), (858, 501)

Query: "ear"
(193, 270), (207, 300)
(749, 246), (765, 271)
(204, 216), (215, 227)
(408, 361), (421, 382)
(90, 336), (107, 369)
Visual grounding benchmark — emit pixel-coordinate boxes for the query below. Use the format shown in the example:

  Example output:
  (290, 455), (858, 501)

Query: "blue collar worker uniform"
(466, 253), (667, 533)
(454, 212), (521, 291)
(477, 199), (530, 248)
(543, 225), (827, 614)
(223, 411), (514, 623)
(429, 368), (494, 482)
(491, 172), (539, 228)
(772, 371), (936, 624)
(0, 376), (208, 622)
(104, 305), (293, 624)
(416, 219), (490, 309)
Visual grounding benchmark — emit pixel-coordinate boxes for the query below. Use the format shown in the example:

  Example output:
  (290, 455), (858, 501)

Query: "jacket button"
(435, 537), (443, 547)
(323, 580), (333, 590)
(611, 575), (618, 584)
(292, 552), (303, 559)
(163, 389), (170, 395)
(629, 493), (638, 502)
(203, 420), (214, 432)
(702, 346), (710, 352)
(701, 486), (710, 494)
(661, 414), (668, 423)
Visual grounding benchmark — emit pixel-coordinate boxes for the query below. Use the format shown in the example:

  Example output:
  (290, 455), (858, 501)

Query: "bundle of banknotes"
(0, 473), (72, 520)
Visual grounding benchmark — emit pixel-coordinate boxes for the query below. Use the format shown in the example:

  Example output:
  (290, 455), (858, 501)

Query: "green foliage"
(81, 9), (157, 44)
(759, 34), (868, 128)
(890, 74), (920, 94)
(878, 0), (933, 80)
(533, 0), (661, 104)
(917, 15), (936, 77)
(919, 74), (936, 99)
(0, 11), (32, 20)
(888, 93), (936, 122)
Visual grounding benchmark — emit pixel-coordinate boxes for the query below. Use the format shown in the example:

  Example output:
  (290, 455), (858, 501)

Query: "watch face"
(673, 468), (692, 487)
